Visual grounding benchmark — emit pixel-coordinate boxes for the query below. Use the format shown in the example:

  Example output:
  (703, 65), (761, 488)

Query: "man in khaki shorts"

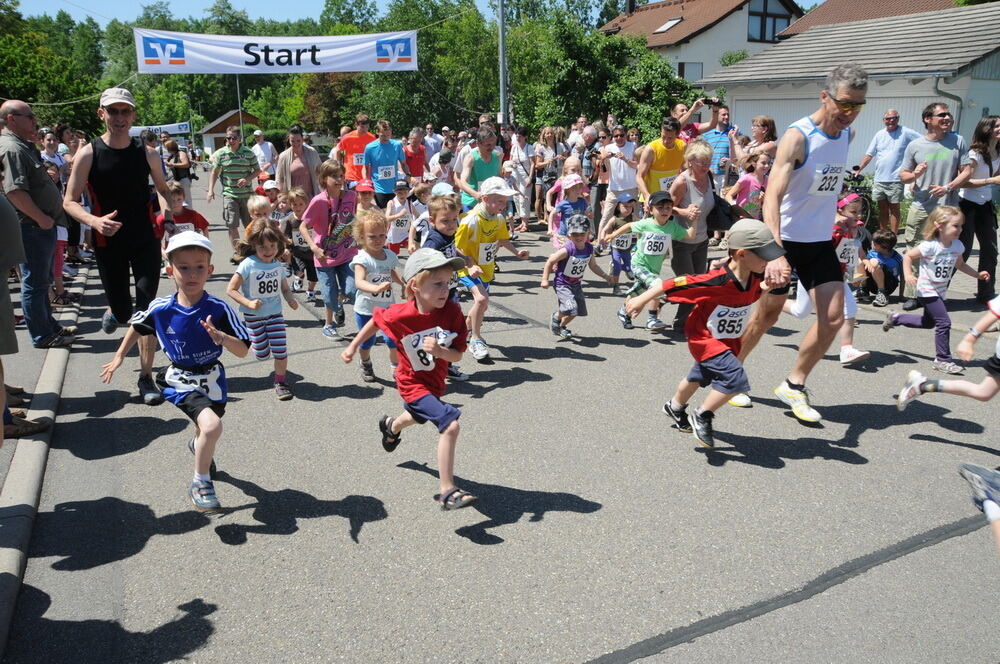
(854, 109), (920, 234)
(207, 126), (257, 263)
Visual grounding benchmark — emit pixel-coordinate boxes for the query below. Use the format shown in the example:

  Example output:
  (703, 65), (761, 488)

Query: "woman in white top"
(958, 115), (1000, 303)
(533, 126), (567, 224)
(508, 126), (534, 231)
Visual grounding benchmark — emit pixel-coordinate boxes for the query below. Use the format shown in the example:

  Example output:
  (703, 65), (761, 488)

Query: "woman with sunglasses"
(730, 115), (777, 166)
(958, 115), (1000, 304)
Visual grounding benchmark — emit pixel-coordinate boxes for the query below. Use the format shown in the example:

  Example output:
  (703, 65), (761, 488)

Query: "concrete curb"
(0, 265), (90, 657)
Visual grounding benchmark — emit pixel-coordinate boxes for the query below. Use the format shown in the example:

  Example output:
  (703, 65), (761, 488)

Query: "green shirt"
(630, 217), (689, 274)
(211, 145), (257, 200)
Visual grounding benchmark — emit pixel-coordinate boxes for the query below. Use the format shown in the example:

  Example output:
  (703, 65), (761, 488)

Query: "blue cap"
(394, 179), (410, 190)
(616, 192), (636, 204)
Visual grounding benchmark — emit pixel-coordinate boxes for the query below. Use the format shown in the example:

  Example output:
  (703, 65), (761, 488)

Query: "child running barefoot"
(782, 193), (870, 365)
(227, 219), (299, 400)
(341, 249), (477, 511)
(454, 177), (530, 361)
(896, 295), (1000, 410)
(883, 206), (989, 374)
(604, 190), (694, 330)
(350, 209), (404, 382)
(598, 192), (638, 296)
(626, 219), (784, 448)
(541, 215), (612, 339)
(100, 232), (250, 512)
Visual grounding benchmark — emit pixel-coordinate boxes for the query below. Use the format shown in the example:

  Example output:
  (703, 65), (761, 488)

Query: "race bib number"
(250, 267), (283, 299)
(658, 175), (676, 191)
(480, 241), (498, 265)
(377, 165), (395, 181)
(292, 229), (309, 248)
(173, 222), (195, 234)
(352, 153), (365, 166)
(612, 232), (636, 250)
(930, 257), (956, 281)
(163, 364), (223, 401)
(836, 238), (859, 275)
(393, 215), (410, 229)
(707, 304), (751, 340)
(564, 255), (588, 278)
(807, 164), (845, 196)
(641, 233), (670, 256)
(371, 273), (393, 300)
(402, 326), (457, 372)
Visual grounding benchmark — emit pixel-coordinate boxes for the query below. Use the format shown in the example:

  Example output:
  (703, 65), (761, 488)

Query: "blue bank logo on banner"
(143, 36), (186, 65)
(375, 38), (412, 64)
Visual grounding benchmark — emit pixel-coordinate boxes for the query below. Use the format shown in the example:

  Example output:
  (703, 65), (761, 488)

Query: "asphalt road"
(3, 189), (998, 663)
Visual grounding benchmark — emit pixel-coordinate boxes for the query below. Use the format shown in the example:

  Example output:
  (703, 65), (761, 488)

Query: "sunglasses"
(932, 112), (953, 119)
(612, 133), (625, 138)
(226, 135), (241, 141)
(103, 107), (133, 116)
(883, 116), (899, 121)
(830, 96), (865, 112)
(599, 135), (609, 139)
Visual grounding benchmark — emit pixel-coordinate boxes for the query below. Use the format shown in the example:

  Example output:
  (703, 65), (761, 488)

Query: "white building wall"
(717, 76), (976, 167)
(654, 6), (777, 81)
(965, 78), (1000, 127)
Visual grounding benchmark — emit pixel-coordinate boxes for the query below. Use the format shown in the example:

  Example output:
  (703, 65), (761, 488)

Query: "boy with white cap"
(100, 232), (251, 512)
(454, 176), (529, 361)
(627, 218), (784, 448)
(341, 248), (477, 510)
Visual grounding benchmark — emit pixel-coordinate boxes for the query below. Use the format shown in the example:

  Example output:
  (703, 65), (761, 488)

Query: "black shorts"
(985, 355), (1000, 379)
(864, 274), (899, 294)
(176, 391), (226, 423)
(769, 240), (843, 296)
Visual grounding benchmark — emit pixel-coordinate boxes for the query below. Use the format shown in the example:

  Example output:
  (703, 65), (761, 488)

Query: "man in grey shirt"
(0, 100), (76, 348)
(898, 102), (972, 308)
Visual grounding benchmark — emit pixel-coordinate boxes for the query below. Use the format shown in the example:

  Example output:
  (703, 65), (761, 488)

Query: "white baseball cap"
(99, 87), (135, 108)
(262, 180), (279, 190)
(165, 231), (213, 257)
(478, 176), (516, 198)
(253, 129), (263, 136)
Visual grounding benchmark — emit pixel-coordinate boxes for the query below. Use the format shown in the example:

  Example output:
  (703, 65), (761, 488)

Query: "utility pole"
(498, 0), (509, 125)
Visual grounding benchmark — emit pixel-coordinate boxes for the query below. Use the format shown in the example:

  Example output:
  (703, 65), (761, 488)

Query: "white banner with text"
(134, 28), (418, 74)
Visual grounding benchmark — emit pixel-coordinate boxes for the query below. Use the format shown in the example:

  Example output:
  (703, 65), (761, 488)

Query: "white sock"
(194, 473), (211, 483)
(984, 500), (1000, 522)
(670, 399), (686, 412)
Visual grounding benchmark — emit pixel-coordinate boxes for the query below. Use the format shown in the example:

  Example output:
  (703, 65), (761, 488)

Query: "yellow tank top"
(644, 138), (685, 196)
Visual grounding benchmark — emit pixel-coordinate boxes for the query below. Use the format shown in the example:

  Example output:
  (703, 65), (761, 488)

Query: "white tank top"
(779, 117), (851, 243)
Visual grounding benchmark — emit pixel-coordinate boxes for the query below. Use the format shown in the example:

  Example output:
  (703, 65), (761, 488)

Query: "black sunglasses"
(932, 112), (953, 119)
(103, 107), (133, 116)
(883, 116), (899, 121)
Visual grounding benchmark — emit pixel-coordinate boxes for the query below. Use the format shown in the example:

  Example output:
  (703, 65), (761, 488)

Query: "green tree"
(596, 0), (622, 28)
(71, 17), (104, 81)
(0, 0), (24, 35)
(320, 0), (377, 31)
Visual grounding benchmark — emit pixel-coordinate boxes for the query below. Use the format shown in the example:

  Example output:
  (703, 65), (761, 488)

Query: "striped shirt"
(210, 145), (257, 200)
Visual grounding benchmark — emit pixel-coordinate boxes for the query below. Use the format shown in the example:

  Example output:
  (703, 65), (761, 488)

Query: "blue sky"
(26, 0), (494, 26)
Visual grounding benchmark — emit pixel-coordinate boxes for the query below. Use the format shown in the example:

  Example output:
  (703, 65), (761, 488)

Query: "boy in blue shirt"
(100, 232), (251, 512)
(861, 228), (903, 307)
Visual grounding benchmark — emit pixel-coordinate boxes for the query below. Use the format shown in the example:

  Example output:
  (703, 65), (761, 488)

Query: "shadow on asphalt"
(397, 461), (602, 545)
(448, 366), (552, 398)
(212, 471), (387, 544)
(24, 498), (210, 571)
(5, 584), (215, 663)
(49, 413), (188, 461)
(495, 343), (604, 363)
(225, 373), (382, 403)
(696, 431), (869, 469)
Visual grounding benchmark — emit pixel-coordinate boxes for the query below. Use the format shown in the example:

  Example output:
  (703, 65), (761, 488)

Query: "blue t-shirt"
(556, 198), (588, 236)
(865, 127), (921, 182)
(236, 255), (286, 317)
(423, 228), (460, 293)
(555, 241), (593, 286)
(129, 292), (250, 405)
(702, 125), (735, 173)
(866, 248), (903, 280)
(363, 139), (406, 194)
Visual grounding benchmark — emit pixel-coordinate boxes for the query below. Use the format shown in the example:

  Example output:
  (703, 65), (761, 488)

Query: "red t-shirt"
(154, 208), (210, 240)
(403, 144), (426, 178)
(661, 266), (764, 361)
(339, 131), (376, 181)
(372, 299), (468, 402)
(679, 123), (701, 144)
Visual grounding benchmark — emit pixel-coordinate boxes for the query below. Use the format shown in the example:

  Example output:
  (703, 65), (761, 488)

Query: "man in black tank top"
(64, 87), (174, 406)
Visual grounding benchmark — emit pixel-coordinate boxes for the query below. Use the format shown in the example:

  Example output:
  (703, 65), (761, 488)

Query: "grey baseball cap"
(403, 248), (466, 282)
(727, 219), (784, 261)
(565, 214), (590, 235)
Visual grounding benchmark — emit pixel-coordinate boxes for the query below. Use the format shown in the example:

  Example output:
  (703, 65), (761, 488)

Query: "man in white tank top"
(731, 63), (868, 423)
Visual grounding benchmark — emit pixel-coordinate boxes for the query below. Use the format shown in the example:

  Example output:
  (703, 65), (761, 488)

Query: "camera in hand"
(705, 98), (724, 107)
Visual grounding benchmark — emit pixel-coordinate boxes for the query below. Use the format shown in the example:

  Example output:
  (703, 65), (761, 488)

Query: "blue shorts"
(403, 394), (461, 433)
(685, 350), (750, 395)
(355, 312), (397, 351)
(457, 276), (490, 293)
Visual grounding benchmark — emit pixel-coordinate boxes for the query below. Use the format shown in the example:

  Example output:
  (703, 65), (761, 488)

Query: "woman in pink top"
(301, 159), (358, 338)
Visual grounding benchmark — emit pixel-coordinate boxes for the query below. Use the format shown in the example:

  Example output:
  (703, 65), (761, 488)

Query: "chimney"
(626, 0), (636, 15)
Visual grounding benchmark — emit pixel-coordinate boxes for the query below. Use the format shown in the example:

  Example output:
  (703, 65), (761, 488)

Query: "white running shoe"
(839, 346), (871, 365)
(470, 338), (491, 361)
(896, 369), (926, 411)
(932, 359), (963, 375)
(774, 380), (821, 423)
(727, 393), (751, 408)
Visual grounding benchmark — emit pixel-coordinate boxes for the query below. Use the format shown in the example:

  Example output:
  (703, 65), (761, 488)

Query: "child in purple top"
(541, 214), (612, 339)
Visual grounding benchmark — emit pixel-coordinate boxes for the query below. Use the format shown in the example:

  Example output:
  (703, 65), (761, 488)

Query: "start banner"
(134, 28), (418, 74)
(128, 121), (191, 137)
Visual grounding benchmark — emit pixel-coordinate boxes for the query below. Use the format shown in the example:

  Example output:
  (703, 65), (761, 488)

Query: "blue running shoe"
(189, 479), (221, 512)
(958, 463), (1000, 512)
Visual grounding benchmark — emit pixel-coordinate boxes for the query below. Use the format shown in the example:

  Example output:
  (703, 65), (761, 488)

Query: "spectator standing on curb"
(898, 102), (973, 311)
(0, 100), (76, 350)
(207, 125), (258, 262)
(854, 109), (921, 234)
(636, 117), (685, 211)
(597, 125), (639, 235)
(957, 115), (1000, 305)
(671, 99), (721, 144)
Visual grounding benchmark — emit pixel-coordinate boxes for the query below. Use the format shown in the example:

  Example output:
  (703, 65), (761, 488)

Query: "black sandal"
(379, 415), (401, 452)
(434, 487), (478, 511)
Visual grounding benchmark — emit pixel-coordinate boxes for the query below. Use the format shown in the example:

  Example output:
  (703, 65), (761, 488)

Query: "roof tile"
(780, 0), (953, 37)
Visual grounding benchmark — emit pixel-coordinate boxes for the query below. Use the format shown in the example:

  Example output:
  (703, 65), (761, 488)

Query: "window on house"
(654, 17), (682, 34)
(748, 0), (792, 42)
(677, 62), (703, 82)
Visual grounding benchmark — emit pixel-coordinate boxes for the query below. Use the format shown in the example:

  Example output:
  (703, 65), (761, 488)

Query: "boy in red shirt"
(627, 219), (784, 448)
(156, 183), (210, 274)
(341, 248), (476, 510)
